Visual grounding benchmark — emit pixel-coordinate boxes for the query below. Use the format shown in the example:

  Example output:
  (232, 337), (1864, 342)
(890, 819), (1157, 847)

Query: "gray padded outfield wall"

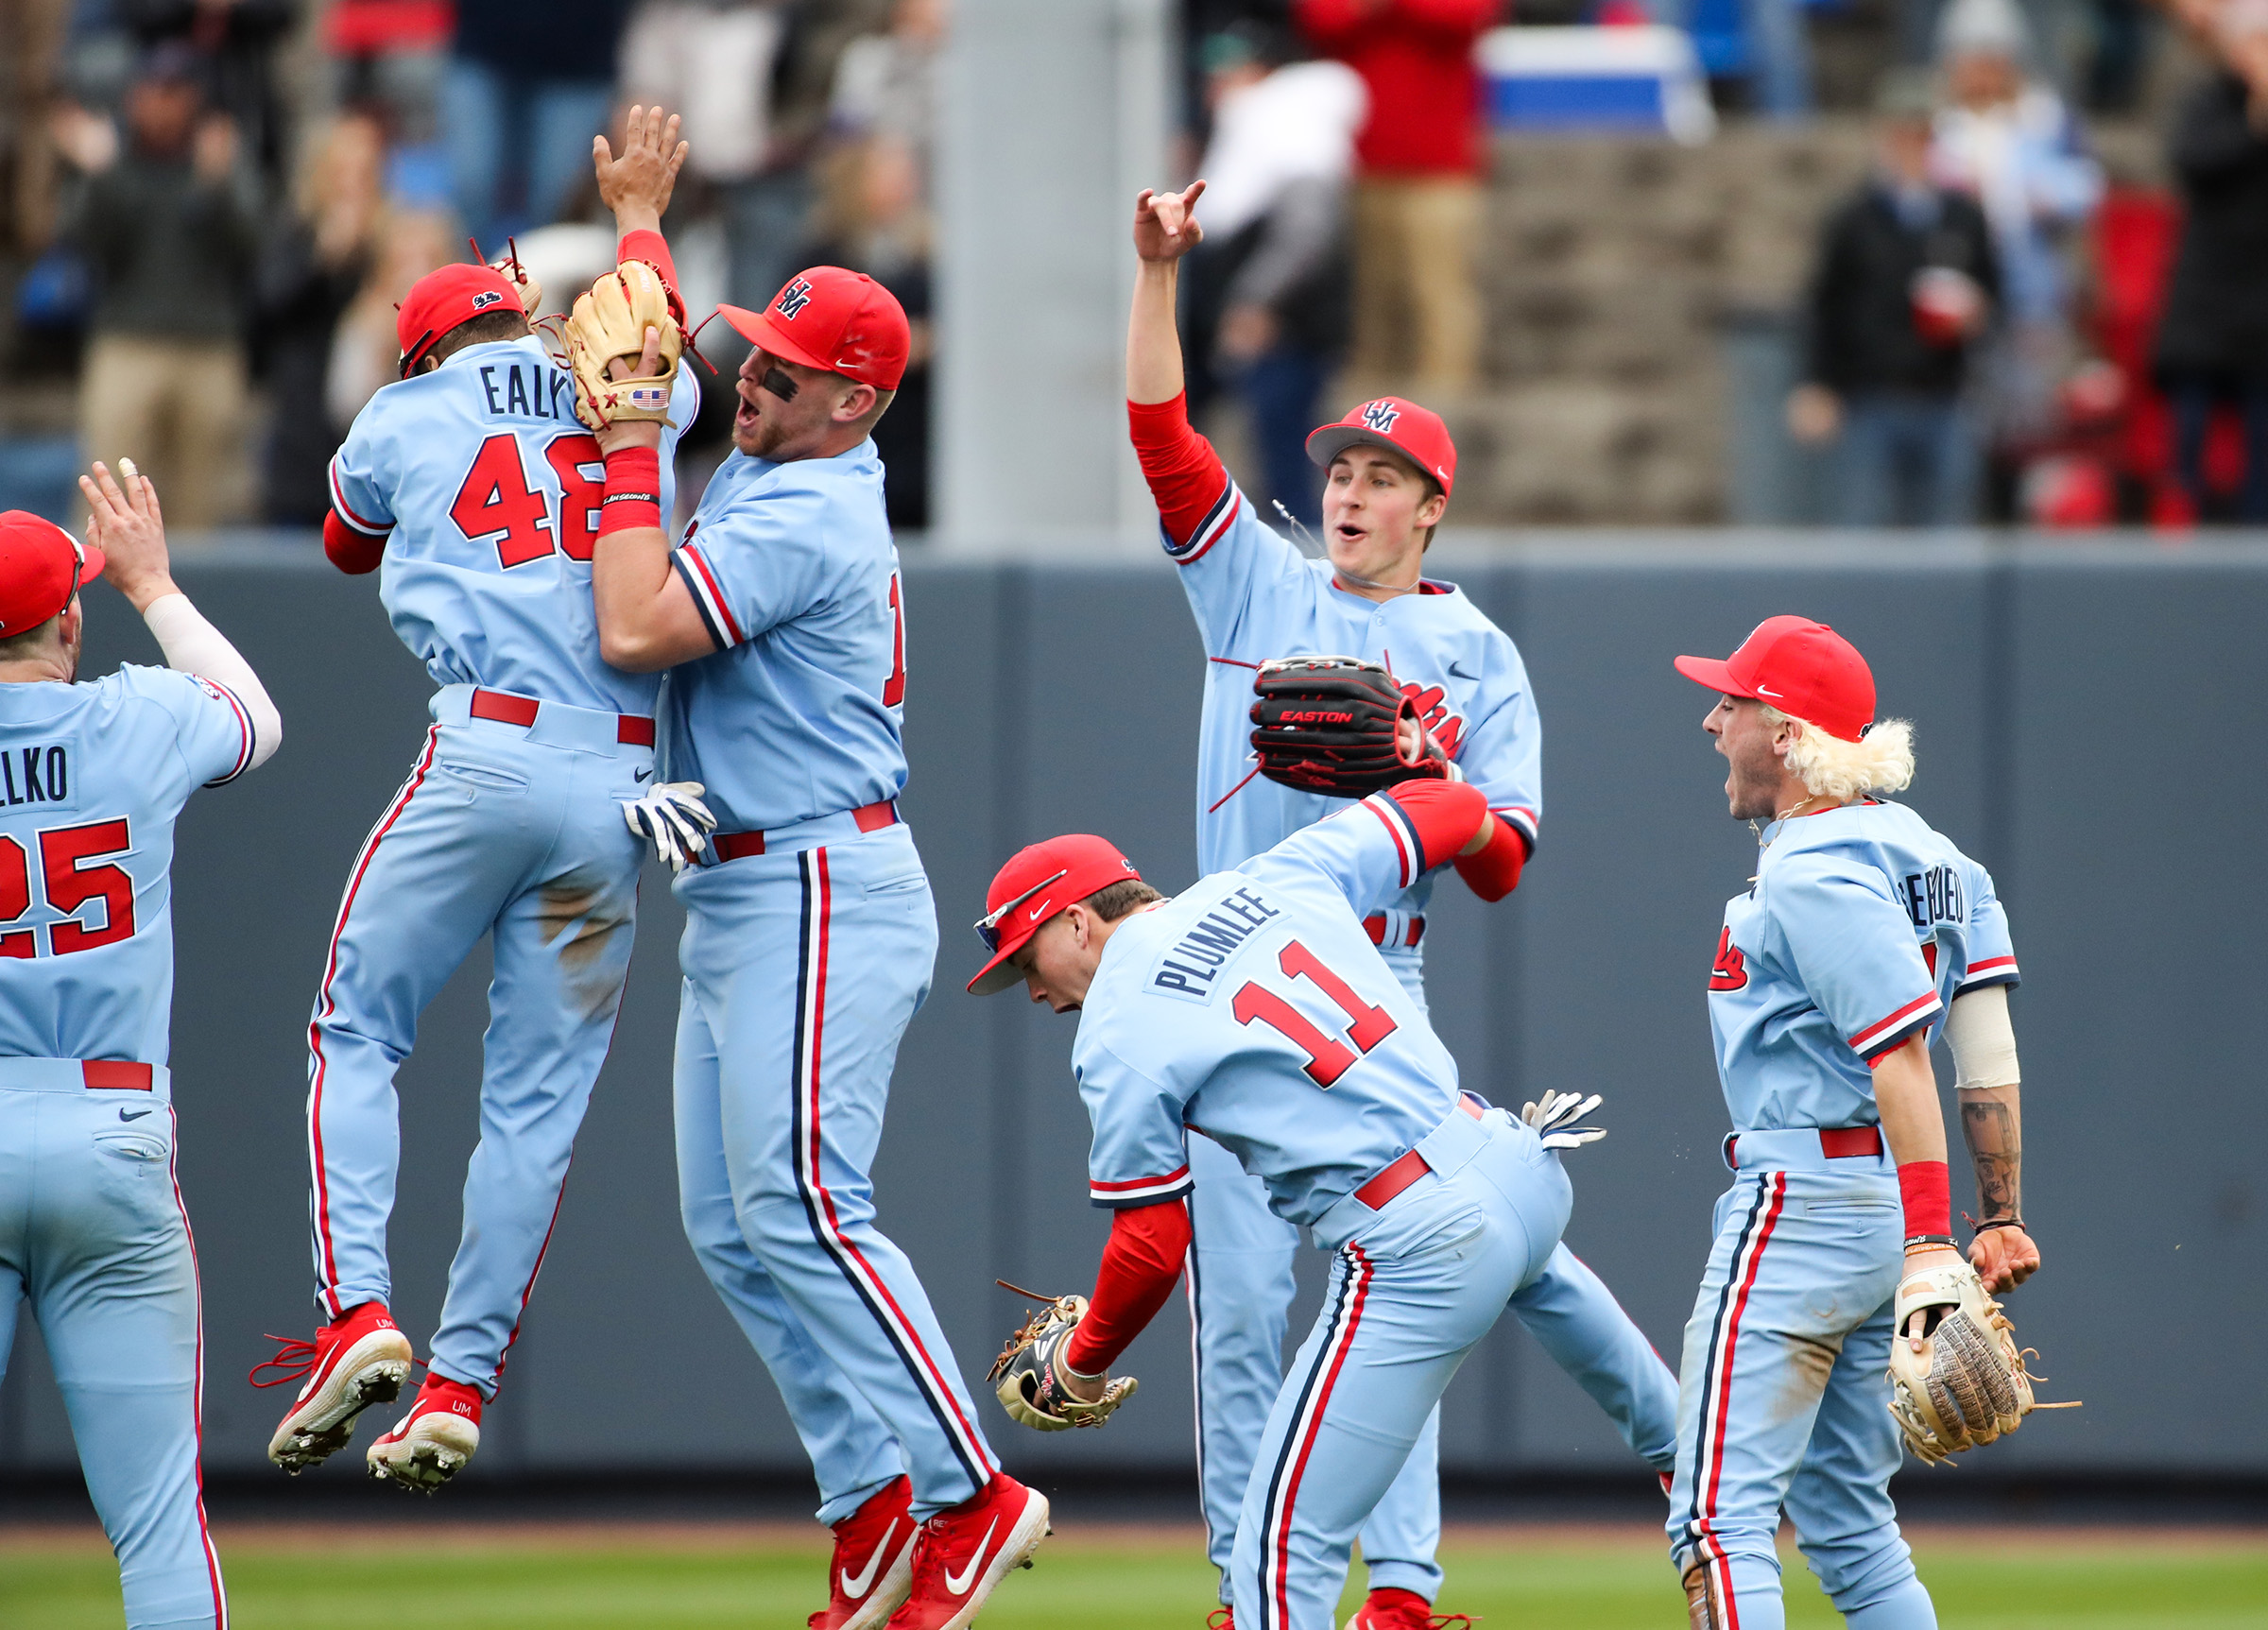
(1, 536), (2261, 1485)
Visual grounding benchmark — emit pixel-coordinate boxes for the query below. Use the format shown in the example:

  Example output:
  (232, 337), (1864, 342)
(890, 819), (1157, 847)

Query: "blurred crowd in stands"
(2, 0), (2267, 531)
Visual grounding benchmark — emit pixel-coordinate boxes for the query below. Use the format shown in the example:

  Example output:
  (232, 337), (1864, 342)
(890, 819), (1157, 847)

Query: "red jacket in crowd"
(1295, 0), (1503, 177)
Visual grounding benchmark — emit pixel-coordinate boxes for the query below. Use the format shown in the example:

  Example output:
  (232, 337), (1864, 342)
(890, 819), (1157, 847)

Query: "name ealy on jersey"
(1149, 884), (1282, 1004)
(473, 360), (576, 424)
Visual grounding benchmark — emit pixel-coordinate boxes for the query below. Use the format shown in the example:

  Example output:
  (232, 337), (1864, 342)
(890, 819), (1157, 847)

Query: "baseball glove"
(564, 259), (683, 430)
(987, 1283), (1138, 1432)
(1248, 656), (1448, 798)
(1521, 1089), (1606, 1151)
(1886, 1258), (2075, 1465)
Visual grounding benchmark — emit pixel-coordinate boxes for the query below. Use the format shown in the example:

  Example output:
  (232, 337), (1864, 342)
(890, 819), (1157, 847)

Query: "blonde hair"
(1761, 707), (1916, 800)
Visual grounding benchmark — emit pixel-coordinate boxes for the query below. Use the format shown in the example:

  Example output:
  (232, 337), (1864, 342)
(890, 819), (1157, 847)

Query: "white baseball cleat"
(365, 1374), (483, 1493)
(252, 1301), (414, 1473)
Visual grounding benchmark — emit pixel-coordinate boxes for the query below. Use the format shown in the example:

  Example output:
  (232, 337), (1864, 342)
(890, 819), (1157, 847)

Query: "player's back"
(1712, 798), (2018, 1132)
(330, 335), (695, 716)
(1078, 851), (1464, 1227)
(0, 666), (253, 1064)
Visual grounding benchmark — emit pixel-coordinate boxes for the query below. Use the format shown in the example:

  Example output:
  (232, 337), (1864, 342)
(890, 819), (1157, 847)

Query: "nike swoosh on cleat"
(841, 1518), (899, 1598)
(118, 1107), (153, 1122)
(943, 1518), (999, 1597)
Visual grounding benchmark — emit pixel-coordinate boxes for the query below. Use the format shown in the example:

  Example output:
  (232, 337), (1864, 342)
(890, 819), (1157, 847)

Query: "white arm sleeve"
(1945, 983), (2020, 1091)
(142, 592), (282, 769)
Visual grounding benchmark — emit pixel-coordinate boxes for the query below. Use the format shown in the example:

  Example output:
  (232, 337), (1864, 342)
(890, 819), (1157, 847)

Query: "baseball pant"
(0, 1063), (225, 1629)
(304, 687), (648, 1396)
(672, 819), (998, 1522)
(1191, 952), (1679, 1604)
(1228, 1106), (1571, 1630)
(1669, 1131), (1935, 1630)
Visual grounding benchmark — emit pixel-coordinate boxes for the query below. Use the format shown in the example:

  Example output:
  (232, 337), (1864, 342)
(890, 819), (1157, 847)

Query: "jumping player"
(585, 266), (1041, 1626)
(0, 473), (280, 1628)
(1669, 616), (2038, 1630)
(1125, 180), (1677, 1625)
(967, 782), (1595, 1630)
(257, 110), (699, 1490)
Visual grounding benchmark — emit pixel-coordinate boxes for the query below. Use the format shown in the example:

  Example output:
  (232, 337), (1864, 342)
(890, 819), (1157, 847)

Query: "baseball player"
(255, 111), (699, 1491)
(583, 260), (1040, 1628)
(967, 781), (1601, 1630)
(0, 472), (281, 1628)
(1669, 616), (2041, 1630)
(1125, 180), (1678, 1626)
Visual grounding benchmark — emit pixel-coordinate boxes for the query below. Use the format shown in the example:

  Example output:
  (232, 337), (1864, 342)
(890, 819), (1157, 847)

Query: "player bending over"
(580, 200), (1040, 1627)
(256, 109), (699, 1491)
(1670, 617), (2061, 1630)
(0, 474), (280, 1627)
(968, 781), (1611, 1630)
(1125, 180), (1678, 1627)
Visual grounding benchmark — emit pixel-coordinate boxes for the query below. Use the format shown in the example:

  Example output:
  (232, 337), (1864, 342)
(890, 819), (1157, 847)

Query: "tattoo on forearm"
(1960, 1098), (2021, 1221)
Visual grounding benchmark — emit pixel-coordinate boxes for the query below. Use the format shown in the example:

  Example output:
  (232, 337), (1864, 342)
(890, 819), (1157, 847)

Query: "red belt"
(1726, 1125), (1884, 1165)
(82, 1061), (152, 1090)
(713, 799), (900, 862)
(1361, 913), (1426, 948)
(470, 687), (655, 747)
(1354, 1094), (1485, 1210)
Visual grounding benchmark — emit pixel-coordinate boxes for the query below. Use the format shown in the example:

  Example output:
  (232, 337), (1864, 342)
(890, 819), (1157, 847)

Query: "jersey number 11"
(1232, 940), (1397, 1088)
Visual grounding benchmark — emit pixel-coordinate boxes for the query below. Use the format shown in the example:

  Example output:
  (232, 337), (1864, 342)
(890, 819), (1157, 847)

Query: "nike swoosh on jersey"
(943, 1518), (999, 1596)
(1448, 661), (1475, 680)
(118, 1107), (153, 1122)
(840, 1518), (900, 1598)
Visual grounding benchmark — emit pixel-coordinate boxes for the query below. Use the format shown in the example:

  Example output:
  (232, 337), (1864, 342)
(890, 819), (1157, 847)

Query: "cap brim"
(715, 303), (835, 375)
(966, 943), (1027, 996)
(1306, 423), (1411, 472)
(1673, 654), (1748, 695)
(77, 542), (105, 587)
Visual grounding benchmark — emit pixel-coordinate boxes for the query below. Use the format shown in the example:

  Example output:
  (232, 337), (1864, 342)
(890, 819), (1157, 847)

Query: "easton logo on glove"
(1249, 656), (1449, 798)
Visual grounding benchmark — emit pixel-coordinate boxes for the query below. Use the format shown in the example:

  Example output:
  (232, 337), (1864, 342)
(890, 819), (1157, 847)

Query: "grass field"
(4, 1521), (2265, 1628)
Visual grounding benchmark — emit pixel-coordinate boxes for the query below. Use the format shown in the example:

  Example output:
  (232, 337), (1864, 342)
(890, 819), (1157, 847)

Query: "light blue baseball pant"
(1228, 1105), (1571, 1630)
(0, 1062), (225, 1629)
(1669, 1131), (1935, 1630)
(304, 687), (647, 1396)
(1192, 949), (1679, 1604)
(672, 819), (999, 1522)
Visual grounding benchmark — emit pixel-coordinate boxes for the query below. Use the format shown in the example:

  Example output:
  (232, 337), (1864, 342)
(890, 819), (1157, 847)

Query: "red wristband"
(1897, 1159), (1952, 1242)
(599, 446), (662, 535)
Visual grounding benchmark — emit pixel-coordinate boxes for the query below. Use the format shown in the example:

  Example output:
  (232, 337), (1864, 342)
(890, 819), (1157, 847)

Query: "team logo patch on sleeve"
(1709, 926), (1748, 991)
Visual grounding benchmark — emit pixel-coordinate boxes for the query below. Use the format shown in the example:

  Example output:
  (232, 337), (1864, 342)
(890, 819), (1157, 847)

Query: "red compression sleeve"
(1452, 812), (1528, 901)
(1127, 393), (1233, 551)
(322, 509), (384, 575)
(1899, 1160), (1953, 1241)
(1381, 780), (1490, 871)
(1064, 1199), (1191, 1374)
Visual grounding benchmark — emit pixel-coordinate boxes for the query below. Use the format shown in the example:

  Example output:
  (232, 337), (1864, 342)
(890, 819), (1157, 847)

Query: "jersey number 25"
(0, 817), (136, 958)
(451, 433), (605, 568)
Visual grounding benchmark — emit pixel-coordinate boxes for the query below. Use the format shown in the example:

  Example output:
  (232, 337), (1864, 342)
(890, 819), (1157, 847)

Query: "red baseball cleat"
(366, 1373), (482, 1492)
(811, 1475), (919, 1630)
(1346, 1587), (1476, 1629)
(884, 1471), (1050, 1629)
(1206, 1608), (1235, 1628)
(253, 1301), (414, 1473)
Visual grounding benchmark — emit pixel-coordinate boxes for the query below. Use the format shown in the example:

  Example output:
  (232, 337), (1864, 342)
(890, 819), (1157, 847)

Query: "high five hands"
(593, 104), (689, 232)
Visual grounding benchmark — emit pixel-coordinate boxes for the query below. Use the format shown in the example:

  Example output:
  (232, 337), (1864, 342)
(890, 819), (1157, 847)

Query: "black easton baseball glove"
(1249, 656), (1448, 798)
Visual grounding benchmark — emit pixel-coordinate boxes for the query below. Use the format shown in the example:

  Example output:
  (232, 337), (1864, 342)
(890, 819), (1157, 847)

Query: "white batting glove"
(1521, 1089), (1606, 1151)
(622, 781), (715, 873)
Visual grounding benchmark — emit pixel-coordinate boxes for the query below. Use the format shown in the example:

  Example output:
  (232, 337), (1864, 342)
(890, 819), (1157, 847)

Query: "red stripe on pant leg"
(1696, 1173), (1785, 1609)
(798, 850), (994, 1481)
(1713, 1554), (1739, 1630)
(306, 727), (439, 1319)
(1270, 1244), (1371, 1630)
(167, 1114), (227, 1629)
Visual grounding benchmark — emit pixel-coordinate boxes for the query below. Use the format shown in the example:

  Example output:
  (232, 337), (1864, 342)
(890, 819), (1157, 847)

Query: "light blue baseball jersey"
(1707, 798), (2019, 1132)
(0, 666), (253, 1063)
(661, 440), (908, 833)
(1074, 789), (1467, 1227)
(328, 334), (698, 714)
(1165, 477), (1542, 913)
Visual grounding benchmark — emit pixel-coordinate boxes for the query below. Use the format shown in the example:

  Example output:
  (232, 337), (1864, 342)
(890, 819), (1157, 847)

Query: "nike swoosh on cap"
(944, 1518), (999, 1596)
(841, 1519), (900, 1598)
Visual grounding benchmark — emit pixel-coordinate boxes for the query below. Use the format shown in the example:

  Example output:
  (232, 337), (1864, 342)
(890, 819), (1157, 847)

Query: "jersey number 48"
(0, 817), (135, 958)
(450, 433), (606, 568)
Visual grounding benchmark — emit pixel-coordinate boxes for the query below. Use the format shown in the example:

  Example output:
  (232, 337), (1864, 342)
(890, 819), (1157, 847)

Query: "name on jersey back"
(475, 362), (575, 424)
(1150, 885), (1281, 1004)
(1, 744), (72, 812)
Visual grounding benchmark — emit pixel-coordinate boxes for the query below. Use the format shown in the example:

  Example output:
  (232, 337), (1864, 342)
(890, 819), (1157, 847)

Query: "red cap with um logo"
(396, 264), (524, 378)
(716, 266), (911, 390)
(1305, 397), (1457, 497)
(967, 834), (1143, 995)
(1674, 615), (1877, 743)
(0, 511), (103, 636)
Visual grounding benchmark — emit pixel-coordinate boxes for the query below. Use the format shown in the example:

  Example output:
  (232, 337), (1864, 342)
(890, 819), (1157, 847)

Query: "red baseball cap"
(717, 267), (910, 391)
(967, 834), (1144, 995)
(0, 511), (103, 636)
(1674, 615), (1876, 743)
(396, 264), (524, 378)
(1306, 398), (1457, 497)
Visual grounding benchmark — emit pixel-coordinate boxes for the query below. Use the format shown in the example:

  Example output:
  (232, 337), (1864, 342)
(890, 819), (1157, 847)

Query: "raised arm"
(1127, 181), (1204, 406)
